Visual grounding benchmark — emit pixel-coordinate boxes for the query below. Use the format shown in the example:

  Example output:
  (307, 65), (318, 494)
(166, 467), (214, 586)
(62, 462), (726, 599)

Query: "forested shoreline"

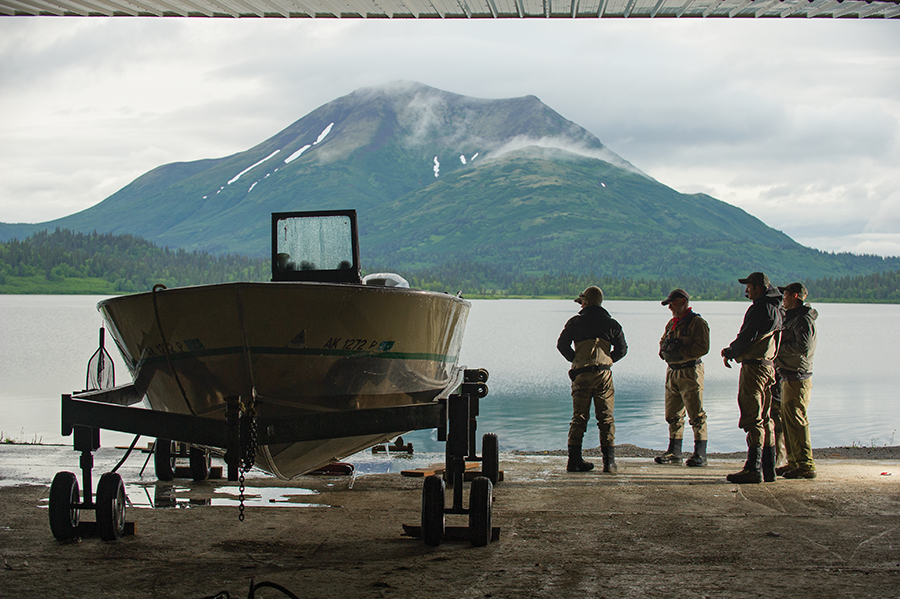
(0, 229), (268, 293)
(1, 228), (898, 302)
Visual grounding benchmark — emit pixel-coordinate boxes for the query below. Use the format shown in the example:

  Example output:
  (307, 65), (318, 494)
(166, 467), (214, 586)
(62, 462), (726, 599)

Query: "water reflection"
(124, 483), (327, 509)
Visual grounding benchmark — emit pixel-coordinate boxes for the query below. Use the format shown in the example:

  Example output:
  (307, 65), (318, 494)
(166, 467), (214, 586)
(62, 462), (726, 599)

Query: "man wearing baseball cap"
(656, 289), (711, 467)
(721, 272), (783, 484)
(557, 286), (628, 474)
(775, 282), (818, 479)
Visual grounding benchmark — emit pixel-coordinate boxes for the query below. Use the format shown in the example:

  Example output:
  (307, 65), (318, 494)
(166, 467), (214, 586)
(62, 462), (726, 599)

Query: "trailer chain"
(243, 402), (259, 470)
(237, 399), (258, 522)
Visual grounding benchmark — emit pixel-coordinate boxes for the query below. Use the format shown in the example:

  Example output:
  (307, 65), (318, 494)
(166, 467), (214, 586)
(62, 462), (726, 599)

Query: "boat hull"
(98, 282), (470, 478)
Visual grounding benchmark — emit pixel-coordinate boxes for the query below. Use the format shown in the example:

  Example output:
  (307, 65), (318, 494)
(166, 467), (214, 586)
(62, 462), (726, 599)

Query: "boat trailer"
(48, 368), (500, 547)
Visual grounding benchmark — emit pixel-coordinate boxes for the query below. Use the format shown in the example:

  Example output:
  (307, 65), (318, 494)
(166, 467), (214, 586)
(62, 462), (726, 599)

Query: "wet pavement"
(1, 444), (898, 599)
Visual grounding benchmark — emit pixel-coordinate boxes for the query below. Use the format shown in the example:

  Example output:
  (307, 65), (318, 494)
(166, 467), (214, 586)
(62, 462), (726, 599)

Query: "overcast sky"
(1, 17), (898, 256)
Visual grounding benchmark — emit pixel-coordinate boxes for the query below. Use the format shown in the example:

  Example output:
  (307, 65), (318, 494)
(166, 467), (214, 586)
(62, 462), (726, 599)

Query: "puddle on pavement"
(126, 484), (329, 509)
(38, 483), (330, 510)
(26, 449), (437, 511)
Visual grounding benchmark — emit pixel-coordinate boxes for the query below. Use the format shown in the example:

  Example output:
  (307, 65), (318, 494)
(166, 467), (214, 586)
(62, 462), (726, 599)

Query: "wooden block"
(114, 446), (153, 453)
(400, 462), (480, 477)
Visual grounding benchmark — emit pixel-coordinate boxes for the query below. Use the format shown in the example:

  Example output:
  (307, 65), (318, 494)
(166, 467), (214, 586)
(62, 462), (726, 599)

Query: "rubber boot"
(654, 438), (683, 464)
(685, 440), (707, 467)
(601, 445), (618, 474)
(567, 445), (594, 472)
(726, 446), (763, 484)
(761, 445), (776, 482)
(774, 430), (788, 469)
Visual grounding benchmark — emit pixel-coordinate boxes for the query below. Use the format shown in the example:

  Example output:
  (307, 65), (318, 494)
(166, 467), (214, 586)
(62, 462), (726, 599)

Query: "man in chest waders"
(721, 272), (783, 484)
(557, 286), (628, 473)
(655, 289), (711, 467)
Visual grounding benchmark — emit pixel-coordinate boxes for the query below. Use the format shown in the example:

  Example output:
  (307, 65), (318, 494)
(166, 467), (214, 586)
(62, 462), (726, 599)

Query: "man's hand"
(721, 348), (732, 369)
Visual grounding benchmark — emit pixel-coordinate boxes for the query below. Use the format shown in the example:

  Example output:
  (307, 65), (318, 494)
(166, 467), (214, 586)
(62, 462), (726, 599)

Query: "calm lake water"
(0, 295), (897, 454)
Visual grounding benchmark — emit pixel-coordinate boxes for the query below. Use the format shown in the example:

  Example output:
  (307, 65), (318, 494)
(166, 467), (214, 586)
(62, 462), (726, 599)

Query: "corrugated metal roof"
(2, 0), (898, 18)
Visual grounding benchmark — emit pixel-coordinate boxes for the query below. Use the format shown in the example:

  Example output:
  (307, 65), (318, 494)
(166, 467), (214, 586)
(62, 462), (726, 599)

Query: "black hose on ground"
(197, 579), (301, 599)
(111, 435), (140, 473)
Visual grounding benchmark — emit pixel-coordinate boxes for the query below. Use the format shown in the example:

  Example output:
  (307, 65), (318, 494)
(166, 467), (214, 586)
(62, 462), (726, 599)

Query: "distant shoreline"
(2, 291), (899, 305)
(4, 441), (898, 460)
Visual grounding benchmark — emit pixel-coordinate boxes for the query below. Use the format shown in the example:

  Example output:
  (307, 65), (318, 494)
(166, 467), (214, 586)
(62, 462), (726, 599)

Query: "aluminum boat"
(96, 210), (470, 478)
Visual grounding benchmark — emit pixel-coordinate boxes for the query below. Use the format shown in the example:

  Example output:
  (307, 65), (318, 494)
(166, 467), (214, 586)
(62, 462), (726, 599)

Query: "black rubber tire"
(96, 472), (126, 541)
(154, 438), (176, 481)
(469, 476), (493, 547)
(482, 433), (500, 485)
(421, 475), (445, 547)
(189, 446), (211, 481)
(49, 471), (80, 541)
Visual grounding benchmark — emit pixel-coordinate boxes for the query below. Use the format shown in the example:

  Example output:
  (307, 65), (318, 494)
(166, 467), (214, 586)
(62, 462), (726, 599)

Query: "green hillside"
(363, 149), (899, 282)
(2, 81), (898, 285)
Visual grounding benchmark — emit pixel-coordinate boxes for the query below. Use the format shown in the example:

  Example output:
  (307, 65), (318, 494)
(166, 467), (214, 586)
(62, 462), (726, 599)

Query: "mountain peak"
(3, 81), (863, 285)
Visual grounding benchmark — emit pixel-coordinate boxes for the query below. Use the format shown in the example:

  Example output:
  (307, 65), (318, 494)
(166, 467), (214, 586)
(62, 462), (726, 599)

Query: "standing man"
(721, 272), (783, 484)
(655, 289), (711, 467)
(775, 282), (818, 479)
(557, 286), (628, 473)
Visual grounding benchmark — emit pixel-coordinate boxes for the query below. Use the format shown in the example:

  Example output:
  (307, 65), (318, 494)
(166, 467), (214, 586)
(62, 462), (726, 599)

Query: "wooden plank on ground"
(400, 462), (480, 477)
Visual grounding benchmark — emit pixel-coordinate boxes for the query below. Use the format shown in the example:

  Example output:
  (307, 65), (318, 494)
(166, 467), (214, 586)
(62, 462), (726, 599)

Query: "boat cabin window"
(271, 210), (361, 283)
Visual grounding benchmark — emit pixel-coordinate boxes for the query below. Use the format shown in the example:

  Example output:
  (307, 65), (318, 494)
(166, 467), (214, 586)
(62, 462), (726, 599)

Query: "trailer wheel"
(49, 471), (80, 541)
(421, 475), (445, 547)
(96, 472), (126, 541)
(190, 446), (211, 481)
(154, 438), (176, 481)
(469, 476), (493, 547)
(482, 433), (499, 485)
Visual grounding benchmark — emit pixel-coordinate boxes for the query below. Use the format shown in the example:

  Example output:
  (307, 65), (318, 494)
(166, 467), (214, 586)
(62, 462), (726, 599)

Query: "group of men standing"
(556, 271), (819, 483)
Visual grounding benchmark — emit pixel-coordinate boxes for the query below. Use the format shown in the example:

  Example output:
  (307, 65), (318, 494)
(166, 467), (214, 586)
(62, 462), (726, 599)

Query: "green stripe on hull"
(135, 346), (457, 369)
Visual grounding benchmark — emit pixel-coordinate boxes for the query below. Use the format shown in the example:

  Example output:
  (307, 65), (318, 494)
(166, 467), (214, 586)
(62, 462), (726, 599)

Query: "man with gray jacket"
(775, 282), (818, 479)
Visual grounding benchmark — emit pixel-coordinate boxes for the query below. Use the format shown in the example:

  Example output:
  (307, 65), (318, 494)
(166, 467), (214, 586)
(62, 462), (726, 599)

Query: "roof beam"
(2, 0), (899, 17)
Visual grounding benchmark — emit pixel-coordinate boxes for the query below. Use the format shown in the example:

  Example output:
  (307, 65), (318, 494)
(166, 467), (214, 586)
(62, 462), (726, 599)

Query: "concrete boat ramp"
(1, 444), (898, 598)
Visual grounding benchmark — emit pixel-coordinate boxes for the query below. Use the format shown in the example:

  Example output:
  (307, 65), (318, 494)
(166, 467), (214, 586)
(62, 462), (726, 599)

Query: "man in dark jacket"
(557, 286), (628, 473)
(721, 272), (783, 484)
(775, 282), (818, 479)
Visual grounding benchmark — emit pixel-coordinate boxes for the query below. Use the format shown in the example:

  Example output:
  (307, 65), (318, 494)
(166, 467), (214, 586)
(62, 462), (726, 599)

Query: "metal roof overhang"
(1, 0), (898, 19)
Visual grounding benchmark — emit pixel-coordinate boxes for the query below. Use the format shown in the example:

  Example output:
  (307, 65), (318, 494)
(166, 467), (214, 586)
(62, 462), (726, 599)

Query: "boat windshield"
(271, 210), (361, 283)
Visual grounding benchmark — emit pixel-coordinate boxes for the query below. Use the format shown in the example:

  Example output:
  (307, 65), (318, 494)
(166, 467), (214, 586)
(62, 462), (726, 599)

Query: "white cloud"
(0, 18), (898, 256)
(865, 190), (900, 234)
(797, 234), (900, 258)
(488, 135), (649, 178)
